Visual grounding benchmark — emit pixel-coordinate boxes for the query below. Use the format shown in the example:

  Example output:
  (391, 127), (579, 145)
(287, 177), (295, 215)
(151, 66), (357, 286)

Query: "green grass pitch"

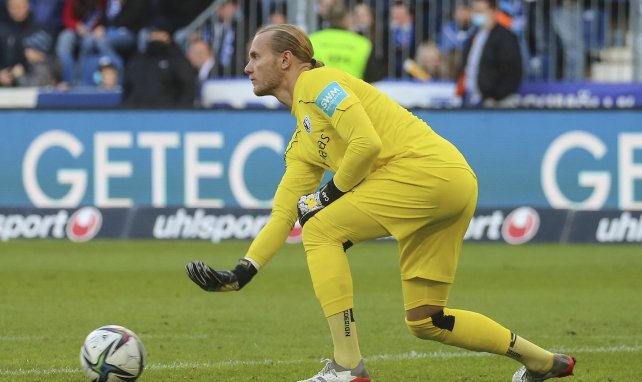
(0, 241), (640, 381)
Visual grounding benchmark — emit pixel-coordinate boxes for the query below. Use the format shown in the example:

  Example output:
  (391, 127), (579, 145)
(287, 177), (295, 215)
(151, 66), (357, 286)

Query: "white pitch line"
(4, 333), (639, 342)
(0, 336), (39, 341)
(1, 345), (640, 376)
(0, 334), (211, 341)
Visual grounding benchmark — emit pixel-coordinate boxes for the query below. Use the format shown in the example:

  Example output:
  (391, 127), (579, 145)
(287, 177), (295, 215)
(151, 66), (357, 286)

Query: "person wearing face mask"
(122, 18), (197, 107)
(456, 0), (522, 107)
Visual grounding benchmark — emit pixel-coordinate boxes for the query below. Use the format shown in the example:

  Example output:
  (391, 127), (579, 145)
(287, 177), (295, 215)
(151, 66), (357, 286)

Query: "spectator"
(55, 0), (106, 85)
(349, 2), (386, 82)
(552, 0), (585, 81)
(123, 22), (197, 107)
(497, 0), (526, 32)
(1, 28), (59, 87)
(29, 0), (65, 35)
(389, 0), (415, 78)
(211, 0), (240, 77)
(76, 0), (147, 85)
(94, 55), (118, 88)
(308, 5), (373, 80)
(260, 0), (286, 26)
(456, 0), (522, 107)
(0, 0), (42, 70)
(99, 0), (147, 56)
(187, 38), (214, 107)
(268, 9), (286, 25)
(411, 40), (448, 80)
(141, 0), (211, 52)
(439, 3), (474, 78)
(350, 2), (374, 40)
(187, 38), (215, 83)
(524, 0), (564, 80)
(316, 0), (340, 30)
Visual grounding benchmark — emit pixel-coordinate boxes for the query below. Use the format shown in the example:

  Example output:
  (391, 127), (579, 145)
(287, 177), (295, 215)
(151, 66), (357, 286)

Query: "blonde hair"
(256, 24), (325, 68)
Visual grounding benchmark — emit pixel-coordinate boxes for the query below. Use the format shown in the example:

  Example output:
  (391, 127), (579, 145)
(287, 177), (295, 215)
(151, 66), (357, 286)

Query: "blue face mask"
(93, 71), (102, 85)
(472, 13), (488, 27)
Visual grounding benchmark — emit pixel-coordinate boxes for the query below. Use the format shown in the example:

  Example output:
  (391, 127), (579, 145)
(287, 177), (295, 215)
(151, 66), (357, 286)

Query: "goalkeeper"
(186, 24), (575, 382)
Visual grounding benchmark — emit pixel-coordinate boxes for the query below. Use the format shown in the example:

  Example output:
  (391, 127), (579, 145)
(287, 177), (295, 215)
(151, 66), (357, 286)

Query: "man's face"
(244, 32), (283, 97)
(353, 4), (372, 28)
(148, 30), (171, 44)
(317, 0), (335, 18)
(391, 4), (412, 27)
(472, 0), (493, 25)
(455, 5), (471, 25)
(7, 0), (29, 22)
(217, 3), (237, 23)
(188, 41), (211, 68)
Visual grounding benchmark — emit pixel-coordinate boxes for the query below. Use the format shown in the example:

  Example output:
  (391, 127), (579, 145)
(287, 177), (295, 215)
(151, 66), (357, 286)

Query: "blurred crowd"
(0, 0), (628, 107)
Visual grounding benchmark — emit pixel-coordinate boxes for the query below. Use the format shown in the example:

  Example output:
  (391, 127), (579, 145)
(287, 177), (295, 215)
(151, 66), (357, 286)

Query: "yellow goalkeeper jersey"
(245, 67), (471, 267)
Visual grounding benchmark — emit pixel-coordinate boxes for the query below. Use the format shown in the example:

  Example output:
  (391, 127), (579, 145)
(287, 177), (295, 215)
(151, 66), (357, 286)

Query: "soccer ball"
(80, 325), (145, 381)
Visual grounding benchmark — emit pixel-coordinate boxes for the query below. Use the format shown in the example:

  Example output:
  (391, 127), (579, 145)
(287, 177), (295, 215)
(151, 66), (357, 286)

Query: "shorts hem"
(322, 296), (354, 317)
(401, 273), (455, 283)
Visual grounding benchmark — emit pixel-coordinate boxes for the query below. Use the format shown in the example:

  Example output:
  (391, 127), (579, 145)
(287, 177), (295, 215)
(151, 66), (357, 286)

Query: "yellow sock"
(507, 333), (554, 373)
(406, 308), (554, 373)
(407, 308), (511, 354)
(327, 309), (362, 369)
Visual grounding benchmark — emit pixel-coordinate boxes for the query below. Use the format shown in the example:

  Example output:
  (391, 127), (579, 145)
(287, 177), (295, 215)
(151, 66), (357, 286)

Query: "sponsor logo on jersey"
(595, 212), (642, 242)
(66, 206), (103, 242)
(303, 115), (312, 133)
(315, 81), (348, 117)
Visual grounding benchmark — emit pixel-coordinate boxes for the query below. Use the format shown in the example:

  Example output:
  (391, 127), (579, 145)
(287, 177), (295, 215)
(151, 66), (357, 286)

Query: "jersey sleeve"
(244, 146), (324, 267)
(310, 75), (382, 192)
(330, 102), (382, 191)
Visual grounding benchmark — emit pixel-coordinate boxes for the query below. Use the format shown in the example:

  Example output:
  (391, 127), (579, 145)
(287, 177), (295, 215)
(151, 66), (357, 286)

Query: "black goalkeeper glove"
(297, 178), (345, 226)
(185, 258), (257, 292)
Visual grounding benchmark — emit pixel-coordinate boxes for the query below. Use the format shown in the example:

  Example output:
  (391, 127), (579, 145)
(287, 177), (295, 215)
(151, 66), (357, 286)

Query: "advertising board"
(0, 110), (640, 210)
(2, 207), (638, 244)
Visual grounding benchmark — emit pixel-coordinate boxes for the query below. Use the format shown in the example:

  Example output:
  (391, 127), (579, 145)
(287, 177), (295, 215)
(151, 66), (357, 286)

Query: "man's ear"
(280, 50), (293, 69)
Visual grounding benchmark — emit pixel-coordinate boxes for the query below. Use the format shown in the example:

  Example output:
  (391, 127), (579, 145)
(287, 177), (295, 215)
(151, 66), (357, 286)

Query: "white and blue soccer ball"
(80, 325), (145, 382)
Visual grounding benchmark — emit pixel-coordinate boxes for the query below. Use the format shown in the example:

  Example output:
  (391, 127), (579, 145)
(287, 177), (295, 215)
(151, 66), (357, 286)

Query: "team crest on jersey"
(303, 115), (312, 133)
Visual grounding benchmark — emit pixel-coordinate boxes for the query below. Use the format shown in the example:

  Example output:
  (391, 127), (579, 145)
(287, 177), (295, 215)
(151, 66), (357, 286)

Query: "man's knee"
(406, 309), (454, 342)
(302, 215), (349, 248)
(301, 216), (326, 247)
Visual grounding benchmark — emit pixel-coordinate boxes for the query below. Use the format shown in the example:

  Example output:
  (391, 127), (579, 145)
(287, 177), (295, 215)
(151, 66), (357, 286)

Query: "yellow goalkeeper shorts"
(306, 163), (477, 314)
(345, 164), (477, 284)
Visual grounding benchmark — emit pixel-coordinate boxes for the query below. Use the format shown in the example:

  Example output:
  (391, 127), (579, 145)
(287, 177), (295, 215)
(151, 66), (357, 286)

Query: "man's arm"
(330, 102), (382, 192)
(296, 102), (382, 225)
(186, 156), (323, 291)
(245, 158), (324, 266)
(490, 28), (523, 100)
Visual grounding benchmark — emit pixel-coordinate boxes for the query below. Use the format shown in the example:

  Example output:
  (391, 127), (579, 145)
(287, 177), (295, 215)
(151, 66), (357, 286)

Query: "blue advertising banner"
(0, 110), (640, 210)
(0, 110), (292, 208)
(420, 110), (642, 210)
(1, 206), (639, 244)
